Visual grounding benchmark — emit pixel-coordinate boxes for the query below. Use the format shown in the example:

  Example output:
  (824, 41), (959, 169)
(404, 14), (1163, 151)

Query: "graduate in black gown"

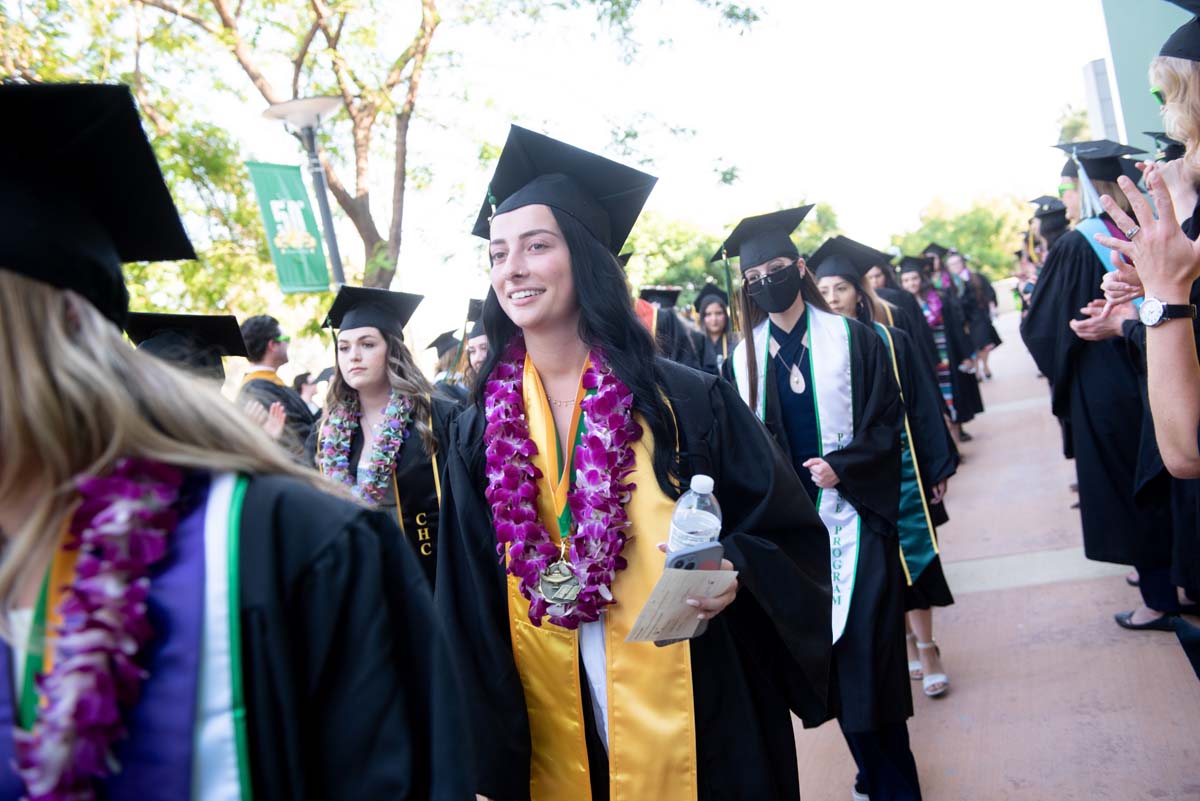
(693, 283), (740, 376)
(922, 245), (984, 437)
(1020, 140), (1174, 625)
(0, 82), (468, 800)
(125, 312), (248, 383)
(429, 329), (471, 404)
(637, 285), (702, 368)
(307, 286), (458, 589)
(809, 237), (959, 701)
(946, 252), (1002, 379)
(723, 209), (918, 801)
(437, 125), (832, 801)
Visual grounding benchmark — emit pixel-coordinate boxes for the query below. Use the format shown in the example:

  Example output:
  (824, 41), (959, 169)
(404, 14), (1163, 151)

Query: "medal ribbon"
(19, 528), (79, 730)
(523, 355), (594, 544)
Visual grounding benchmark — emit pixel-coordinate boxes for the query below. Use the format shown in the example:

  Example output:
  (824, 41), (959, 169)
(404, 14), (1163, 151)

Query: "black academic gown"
(936, 290), (985, 425)
(963, 271), (1003, 351)
(654, 308), (701, 369)
(755, 318), (911, 732)
(877, 287), (939, 383)
(237, 377), (316, 461)
(1020, 229), (1170, 566)
(306, 396), (457, 589)
(436, 359), (833, 801)
(698, 331), (740, 377)
(237, 474), (470, 801)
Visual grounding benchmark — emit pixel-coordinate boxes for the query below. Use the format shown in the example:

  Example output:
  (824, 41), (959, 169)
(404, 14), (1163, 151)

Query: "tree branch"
(133, 0), (220, 34)
(292, 19), (320, 98)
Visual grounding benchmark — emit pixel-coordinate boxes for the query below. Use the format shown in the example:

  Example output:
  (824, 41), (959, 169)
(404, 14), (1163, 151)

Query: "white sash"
(732, 308), (862, 642)
(192, 473), (247, 800)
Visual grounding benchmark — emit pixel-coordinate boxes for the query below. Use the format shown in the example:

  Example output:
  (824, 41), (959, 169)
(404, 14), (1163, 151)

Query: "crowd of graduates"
(9, 2), (1200, 796)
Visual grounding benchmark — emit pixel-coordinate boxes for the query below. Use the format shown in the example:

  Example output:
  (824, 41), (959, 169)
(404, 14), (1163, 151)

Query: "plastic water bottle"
(667, 474), (722, 553)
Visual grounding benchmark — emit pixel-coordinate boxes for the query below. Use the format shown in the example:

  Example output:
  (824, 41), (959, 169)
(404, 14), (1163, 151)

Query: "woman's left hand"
(687, 560), (739, 621)
(1069, 299), (1133, 341)
(802, 457), (840, 488)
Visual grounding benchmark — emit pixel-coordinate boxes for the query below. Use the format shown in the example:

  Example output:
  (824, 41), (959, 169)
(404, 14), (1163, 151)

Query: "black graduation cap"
(316, 366), (336, 383)
(807, 236), (881, 283)
(922, 242), (950, 259)
(0, 83), (196, 327)
(618, 252), (633, 268)
(711, 205), (813, 269)
(693, 283), (730, 313)
(898, 256), (929, 274)
(471, 126), (657, 256)
(322, 285), (423, 339)
(426, 330), (461, 359)
(1161, 1), (1200, 61)
(639, 286), (683, 308)
(1030, 196), (1067, 217)
(125, 312), (246, 381)
(1055, 140), (1146, 181)
(1145, 131), (1187, 162)
(467, 298), (484, 322)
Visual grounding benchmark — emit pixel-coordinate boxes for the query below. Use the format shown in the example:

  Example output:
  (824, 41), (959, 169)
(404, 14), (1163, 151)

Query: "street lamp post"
(263, 96), (346, 287)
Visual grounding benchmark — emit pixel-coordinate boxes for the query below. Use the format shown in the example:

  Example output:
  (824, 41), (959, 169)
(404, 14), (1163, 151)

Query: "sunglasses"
(1152, 86), (1166, 107)
(1057, 182), (1076, 198)
(274, 334), (291, 343)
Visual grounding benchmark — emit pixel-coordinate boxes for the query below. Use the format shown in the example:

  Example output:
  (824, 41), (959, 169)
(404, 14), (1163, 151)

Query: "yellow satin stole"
(508, 355), (698, 801)
(240, 369), (284, 387)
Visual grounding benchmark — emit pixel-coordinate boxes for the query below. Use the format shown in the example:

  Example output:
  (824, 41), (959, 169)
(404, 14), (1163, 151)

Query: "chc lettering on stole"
(415, 511), (433, 556)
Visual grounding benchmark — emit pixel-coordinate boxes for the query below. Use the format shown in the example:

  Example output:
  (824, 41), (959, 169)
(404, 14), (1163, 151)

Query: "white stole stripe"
(731, 308), (862, 643)
(191, 473), (244, 801)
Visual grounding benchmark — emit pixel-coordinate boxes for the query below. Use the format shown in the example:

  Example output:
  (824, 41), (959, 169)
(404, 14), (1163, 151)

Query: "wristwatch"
(1139, 297), (1197, 327)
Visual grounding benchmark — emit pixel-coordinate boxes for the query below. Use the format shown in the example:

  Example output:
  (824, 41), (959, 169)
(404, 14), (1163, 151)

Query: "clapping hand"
(1095, 171), (1200, 301)
(1069, 299), (1134, 341)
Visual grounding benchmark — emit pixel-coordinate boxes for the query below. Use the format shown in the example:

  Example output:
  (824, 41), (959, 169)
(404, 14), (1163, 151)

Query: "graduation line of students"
(0, 78), (1012, 801)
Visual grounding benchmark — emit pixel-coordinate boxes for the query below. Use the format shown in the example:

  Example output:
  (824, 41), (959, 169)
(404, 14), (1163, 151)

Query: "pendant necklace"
(775, 345), (808, 395)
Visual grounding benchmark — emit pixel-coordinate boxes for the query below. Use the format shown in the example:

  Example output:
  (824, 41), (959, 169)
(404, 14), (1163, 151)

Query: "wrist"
(1142, 283), (1193, 304)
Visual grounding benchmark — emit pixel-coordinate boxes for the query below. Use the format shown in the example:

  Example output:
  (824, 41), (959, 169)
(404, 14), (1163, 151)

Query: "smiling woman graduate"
(307, 285), (459, 589)
(0, 83), (467, 801)
(435, 125), (833, 801)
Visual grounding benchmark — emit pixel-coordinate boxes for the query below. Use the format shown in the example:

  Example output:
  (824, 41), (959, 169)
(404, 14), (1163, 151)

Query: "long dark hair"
(736, 260), (831, 414)
(472, 208), (679, 495)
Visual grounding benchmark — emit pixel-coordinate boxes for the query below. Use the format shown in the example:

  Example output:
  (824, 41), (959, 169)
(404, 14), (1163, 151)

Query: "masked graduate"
(307, 286), (457, 589)
(636, 282), (702, 368)
(436, 125), (833, 801)
(692, 282), (739, 376)
(0, 82), (468, 801)
(1020, 140), (1175, 628)
(429, 329), (470, 404)
(724, 209), (918, 801)
(809, 238), (960, 701)
(124, 312), (248, 383)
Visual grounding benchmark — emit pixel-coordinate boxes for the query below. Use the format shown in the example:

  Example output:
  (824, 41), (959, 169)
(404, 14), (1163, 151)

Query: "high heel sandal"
(906, 633), (922, 680)
(917, 640), (949, 697)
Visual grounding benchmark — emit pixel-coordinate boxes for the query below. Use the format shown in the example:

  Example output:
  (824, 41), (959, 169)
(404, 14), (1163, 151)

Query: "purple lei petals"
(482, 338), (641, 629)
(316, 389), (415, 506)
(14, 458), (185, 801)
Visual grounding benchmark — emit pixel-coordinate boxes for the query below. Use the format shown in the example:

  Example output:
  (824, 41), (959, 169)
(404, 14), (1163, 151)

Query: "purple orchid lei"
(317, 389), (414, 506)
(484, 336), (642, 629)
(14, 458), (185, 801)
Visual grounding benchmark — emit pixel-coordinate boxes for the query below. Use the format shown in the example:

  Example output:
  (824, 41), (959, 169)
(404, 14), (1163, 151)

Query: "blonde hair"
(323, 329), (438, 455)
(0, 270), (324, 637)
(1091, 179), (1135, 216)
(859, 282), (893, 324)
(1151, 56), (1200, 166)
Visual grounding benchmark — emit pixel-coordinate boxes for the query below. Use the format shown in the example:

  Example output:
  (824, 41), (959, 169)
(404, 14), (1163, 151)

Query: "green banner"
(246, 161), (330, 293)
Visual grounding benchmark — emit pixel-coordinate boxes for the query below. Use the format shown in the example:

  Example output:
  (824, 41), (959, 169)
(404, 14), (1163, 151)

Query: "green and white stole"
(193, 472), (253, 800)
(732, 306), (862, 642)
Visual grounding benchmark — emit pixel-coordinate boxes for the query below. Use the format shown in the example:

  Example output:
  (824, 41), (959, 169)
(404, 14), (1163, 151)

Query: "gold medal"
(539, 559), (583, 605)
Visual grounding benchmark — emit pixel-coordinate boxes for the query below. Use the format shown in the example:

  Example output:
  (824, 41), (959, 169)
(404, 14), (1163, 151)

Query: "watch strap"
(1162, 304), (1198, 320)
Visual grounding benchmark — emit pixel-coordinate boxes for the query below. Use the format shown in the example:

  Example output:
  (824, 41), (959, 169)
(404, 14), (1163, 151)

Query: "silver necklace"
(771, 340), (808, 394)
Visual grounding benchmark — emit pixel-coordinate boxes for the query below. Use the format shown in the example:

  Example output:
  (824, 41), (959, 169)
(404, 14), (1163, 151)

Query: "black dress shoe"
(1114, 610), (1176, 631)
(959, 430), (974, 442)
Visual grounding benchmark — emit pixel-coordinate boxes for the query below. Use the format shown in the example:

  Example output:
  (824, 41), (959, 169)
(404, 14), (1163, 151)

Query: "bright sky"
(215, 0), (1113, 364)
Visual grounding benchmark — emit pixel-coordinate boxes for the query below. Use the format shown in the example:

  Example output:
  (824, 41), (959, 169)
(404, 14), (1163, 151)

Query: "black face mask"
(746, 262), (803, 314)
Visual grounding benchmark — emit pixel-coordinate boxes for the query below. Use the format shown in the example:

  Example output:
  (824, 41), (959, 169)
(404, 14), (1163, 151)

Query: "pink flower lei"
(14, 458), (185, 801)
(484, 336), (642, 629)
(317, 389), (414, 505)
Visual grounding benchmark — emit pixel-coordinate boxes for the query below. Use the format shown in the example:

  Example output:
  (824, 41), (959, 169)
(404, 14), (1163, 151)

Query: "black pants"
(1136, 562), (1181, 613)
(840, 720), (923, 801)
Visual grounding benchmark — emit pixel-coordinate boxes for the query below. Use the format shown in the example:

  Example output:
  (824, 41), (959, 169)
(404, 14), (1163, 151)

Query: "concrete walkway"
(793, 311), (1200, 801)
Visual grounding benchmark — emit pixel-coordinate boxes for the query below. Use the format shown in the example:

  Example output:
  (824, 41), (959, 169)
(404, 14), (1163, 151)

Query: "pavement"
(792, 311), (1200, 801)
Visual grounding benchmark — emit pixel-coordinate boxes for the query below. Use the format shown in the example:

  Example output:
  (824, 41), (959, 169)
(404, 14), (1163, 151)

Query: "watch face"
(1141, 298), (1165, 326)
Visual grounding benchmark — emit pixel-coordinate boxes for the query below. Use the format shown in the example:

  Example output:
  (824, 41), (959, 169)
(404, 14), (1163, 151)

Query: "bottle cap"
(689, 474), (714, 495)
